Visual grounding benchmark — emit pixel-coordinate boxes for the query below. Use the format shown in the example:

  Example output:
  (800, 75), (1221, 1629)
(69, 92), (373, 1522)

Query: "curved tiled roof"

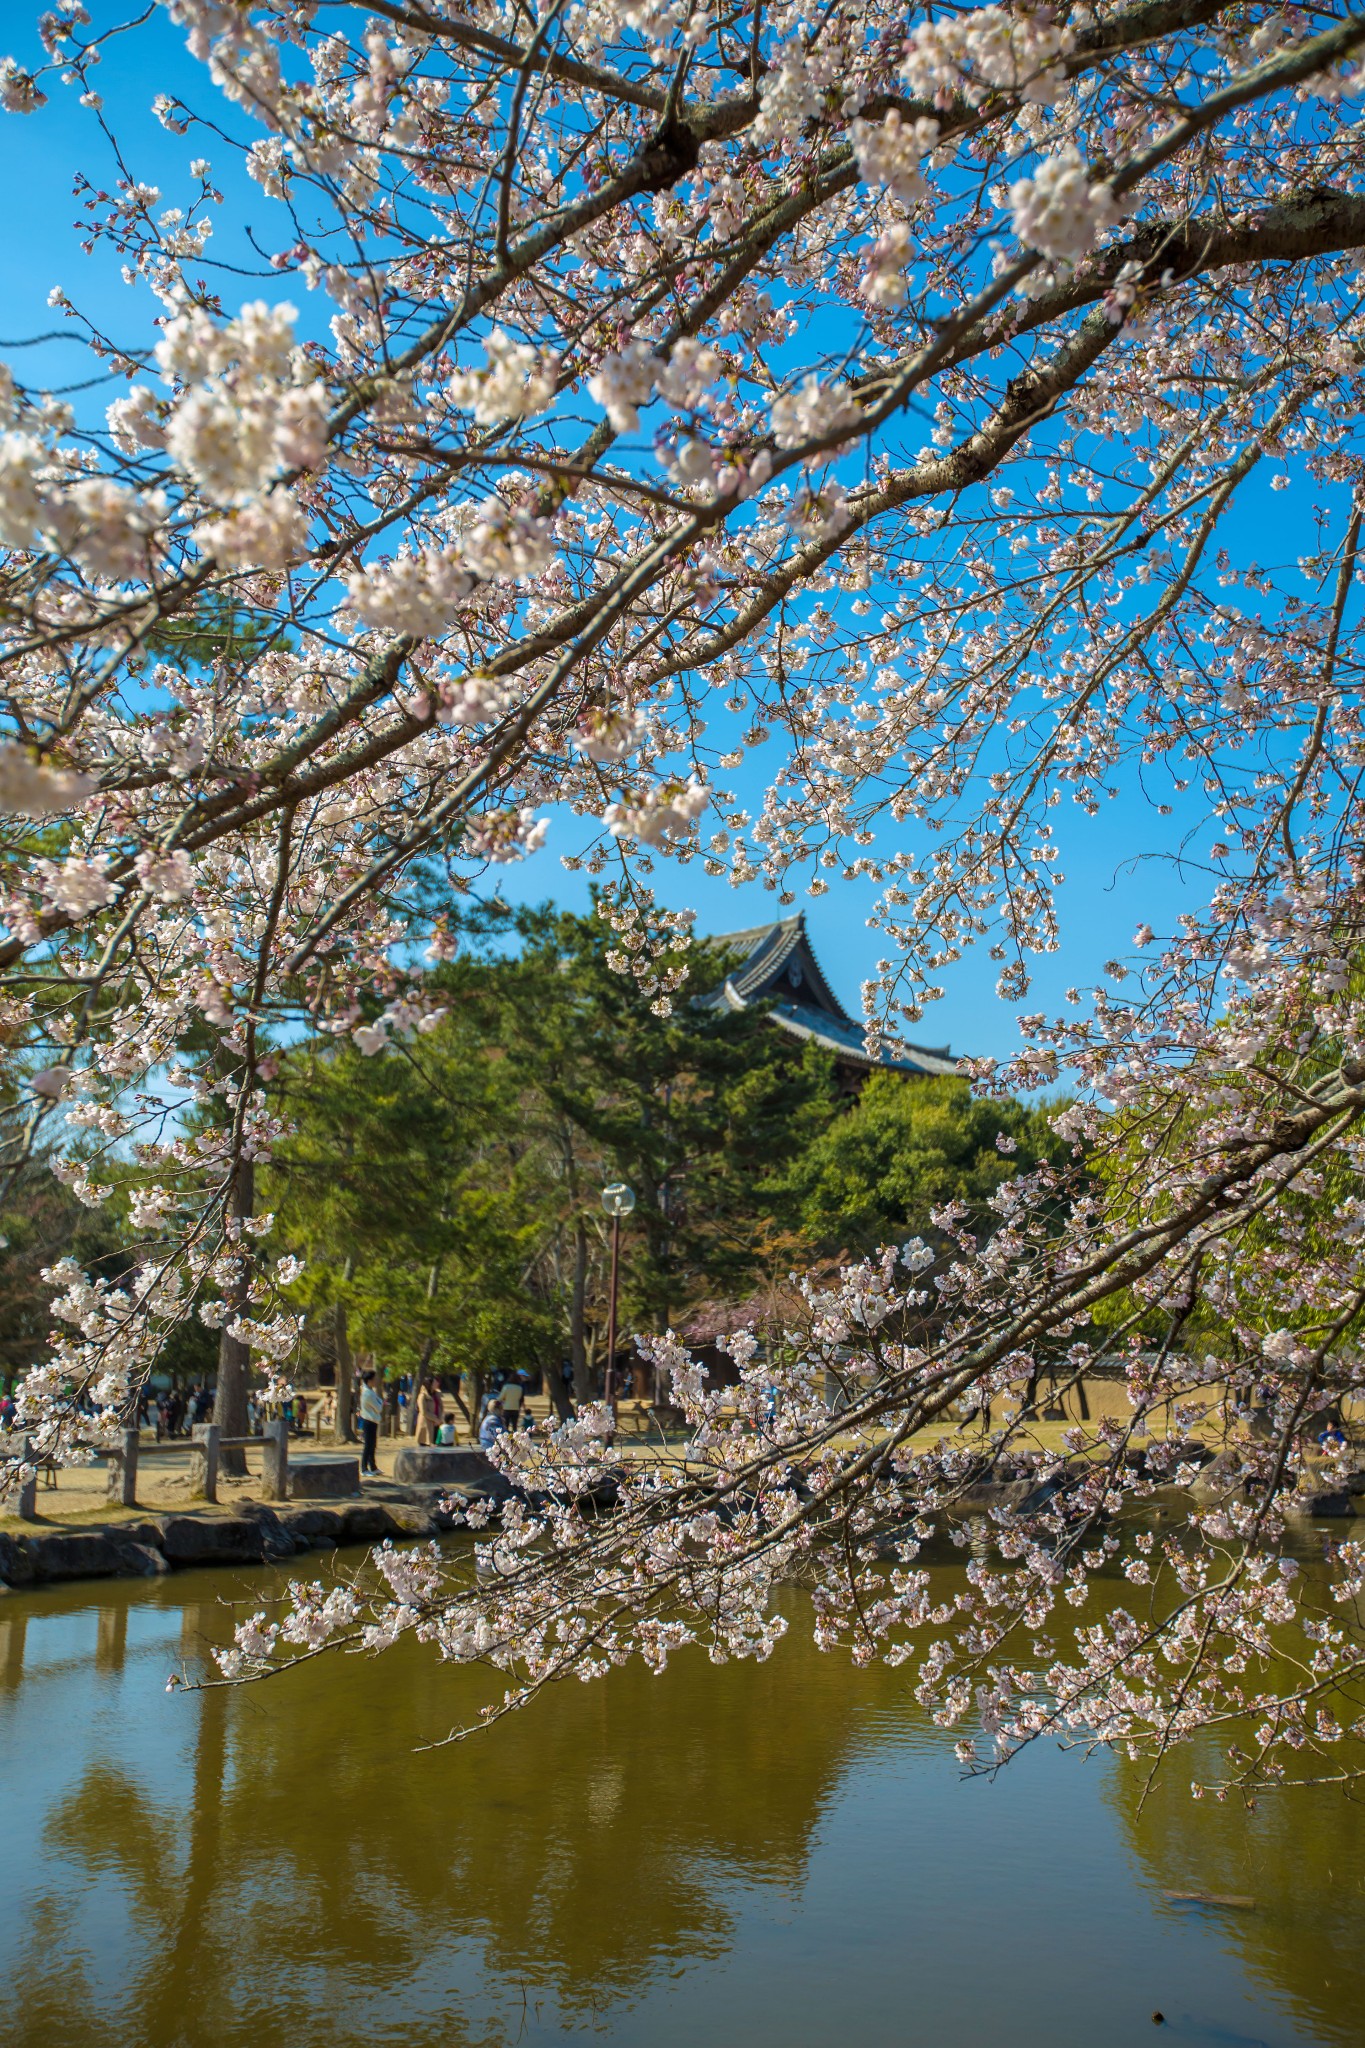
(702, 913), (959, 1076)
(705, 912), (844, 1016)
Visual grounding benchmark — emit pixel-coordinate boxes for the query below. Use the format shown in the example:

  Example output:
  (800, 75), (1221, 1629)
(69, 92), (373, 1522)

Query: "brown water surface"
(0, 1555), (1361, 2047)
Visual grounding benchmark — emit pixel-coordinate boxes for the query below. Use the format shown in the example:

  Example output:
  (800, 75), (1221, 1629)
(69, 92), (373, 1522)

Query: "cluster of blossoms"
(152, 300), (326, 569)
(859, 223), (915, 308)
(0, 430), (166, 581)
(587, 334), (723, 433)
(33, 854), (118, 919)
(458, 497), (556, 585)
(899, 2), (1076, 106)
(447, 329), (559, 425)
(770, 376), (860, 452)
(0, 0), (1361, 1796)
(430, 670), (518, 728)
(850, 111), (940, 208)
(588, 342), (660, 434)
(0, 744), (92, 816)
(462, 806), (550, 864)
(575, 704), (649, 763)
(603, 777), (709, 846)
(134, 849), (196, 902)
(196, 487), (311, 572)
(347, 548), (474, 637)
(1005, 145), (1126, 266)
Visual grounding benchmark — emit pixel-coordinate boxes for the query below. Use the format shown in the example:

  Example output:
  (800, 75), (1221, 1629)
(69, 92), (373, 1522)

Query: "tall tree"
(270, 903), (840, 1406)
(782, 1073), (1066, 1257)
(464, 903), (840, 1388)
(7, 0), (1365, 1789)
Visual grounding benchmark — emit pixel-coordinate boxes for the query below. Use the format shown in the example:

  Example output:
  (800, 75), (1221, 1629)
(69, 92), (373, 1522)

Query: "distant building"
(701, 912), (960, 1090)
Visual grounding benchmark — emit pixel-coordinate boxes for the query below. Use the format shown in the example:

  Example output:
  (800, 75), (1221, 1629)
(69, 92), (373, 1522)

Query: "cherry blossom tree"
(5, 0), (1365, 1792)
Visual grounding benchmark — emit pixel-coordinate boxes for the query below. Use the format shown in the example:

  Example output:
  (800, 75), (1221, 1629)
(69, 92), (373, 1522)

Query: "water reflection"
(0, 1560), (1361, 2048)
(1112, 1676), (1365, 2043)
(0, 1609), (24, 1687)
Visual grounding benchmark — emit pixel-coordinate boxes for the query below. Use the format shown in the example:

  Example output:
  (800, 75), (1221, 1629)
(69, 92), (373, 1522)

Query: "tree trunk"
(407, 1248), (444, 1435)
(571, 1214), (591, 1409)
(332, 1297), (355, 1443)
(212, 1157), (254, 1477)
(545, 1359), (572, 1422)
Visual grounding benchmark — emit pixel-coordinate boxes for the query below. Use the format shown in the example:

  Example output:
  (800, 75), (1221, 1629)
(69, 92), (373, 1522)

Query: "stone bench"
(288, 1455), (361, 1500)
(392, 1445), (508, 1491)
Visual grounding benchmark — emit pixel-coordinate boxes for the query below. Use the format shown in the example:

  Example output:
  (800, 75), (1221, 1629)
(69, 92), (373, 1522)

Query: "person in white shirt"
(358, 1370), (383, 1475)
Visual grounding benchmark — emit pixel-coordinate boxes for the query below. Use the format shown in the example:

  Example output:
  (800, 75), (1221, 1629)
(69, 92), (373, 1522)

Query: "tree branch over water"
(4, 0), (1365, 1792)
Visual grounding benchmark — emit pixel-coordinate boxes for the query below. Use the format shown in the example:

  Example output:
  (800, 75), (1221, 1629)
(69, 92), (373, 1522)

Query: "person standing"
(358, 1370), (383, 1476)
(500, 1374), (524, 1433)
(415, 1377), (437, 1447)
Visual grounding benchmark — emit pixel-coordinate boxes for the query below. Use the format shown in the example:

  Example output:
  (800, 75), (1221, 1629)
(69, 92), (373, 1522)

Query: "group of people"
(129, 1384), (322, 1441)
(0, 1362), (541, 1477)
(357, 1368), (464, 1473)
(477, 1369), (533, 1448)
(388, 1367), (538, 1451)
(408, 1376), (457, 1448)
(393, 1366), (538, 1451)
(137, 1383), (216, 1439)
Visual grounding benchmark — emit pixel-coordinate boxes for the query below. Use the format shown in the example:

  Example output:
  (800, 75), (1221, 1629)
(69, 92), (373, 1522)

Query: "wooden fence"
(10, 1419), (291, 1519)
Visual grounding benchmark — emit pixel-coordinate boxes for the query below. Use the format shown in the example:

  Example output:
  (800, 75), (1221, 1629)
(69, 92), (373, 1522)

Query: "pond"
(0, 1554), (1361, 2048)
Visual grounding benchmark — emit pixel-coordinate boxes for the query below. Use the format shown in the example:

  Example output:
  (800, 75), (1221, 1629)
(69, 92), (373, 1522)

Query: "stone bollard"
(261, 1416), (289, 1502)
(15, 1437), (38, 1521)
(192, 1422), (220, 1505)
(106, 1425), (139, 1508)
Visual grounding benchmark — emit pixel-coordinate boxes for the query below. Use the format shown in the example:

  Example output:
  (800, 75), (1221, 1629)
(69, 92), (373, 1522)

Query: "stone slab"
(1190, 1448), (1254, 1500)
(112, 1540), (170, 1576)
(281, 1505), (348, 1543)
(0, 1533), (36, 1587)
(288, 1456), (360, 1500)
(0, 1524), (177, 1585)
(1285, 1489), (1358, 1519)
(156, 1512), (283, 1566)
(379, 1501), (441, 1537)
(392, 1446), (512, 1494)
(337, 1502), (403, 1542)
(955, 1476), (1049, 1515)
(0, 1495), (452, 1590)
(20, 1531), (130, 1582)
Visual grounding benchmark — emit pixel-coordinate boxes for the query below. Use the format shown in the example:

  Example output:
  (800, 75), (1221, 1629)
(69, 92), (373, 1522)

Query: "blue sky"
(0, 14), (1314, 1064)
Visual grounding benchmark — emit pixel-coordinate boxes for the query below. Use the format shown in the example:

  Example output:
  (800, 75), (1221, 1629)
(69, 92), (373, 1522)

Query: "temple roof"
(701, 913), (959, 1077)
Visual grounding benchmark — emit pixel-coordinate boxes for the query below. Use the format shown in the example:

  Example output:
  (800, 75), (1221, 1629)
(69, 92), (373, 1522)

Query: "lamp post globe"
(600, 1182), (635, 1416)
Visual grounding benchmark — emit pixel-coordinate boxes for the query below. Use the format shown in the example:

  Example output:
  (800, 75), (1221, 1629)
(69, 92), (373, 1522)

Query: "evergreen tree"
(269, 905), (1055, 1411)
(780, 1072), (1068, 1258)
